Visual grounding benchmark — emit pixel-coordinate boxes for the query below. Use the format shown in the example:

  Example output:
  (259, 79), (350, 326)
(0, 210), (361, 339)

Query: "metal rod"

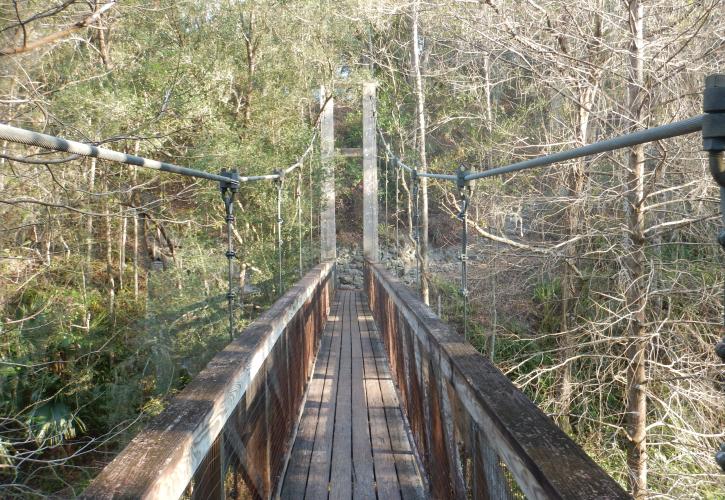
(384, 152), (389, 259)
(412, 169), (421, 291)
(297, 168), (303, 278)
(395, 160), (400, 275)
(465, 115), (704, 181)
(0, 122), (239, 185)
(309, 143), (314, 261)
(457, 167), (471, 338)
(220, 170), (239, 341)
(276, 175), (284, 295)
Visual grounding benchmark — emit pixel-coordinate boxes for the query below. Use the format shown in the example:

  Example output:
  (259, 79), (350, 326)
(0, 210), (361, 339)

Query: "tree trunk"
(86, 157), (97, 269)
(241, 12), (256, 127)
(624, 1), (647, 496)
(119, 206), (127, 290)
(132, 140), (140, 299)
(0, 140), (6, 191)
(558, 84), (594, 434)
(133, 208), (139, 299)
(104, 170), (116, 316)
(411, 0), (429, 305)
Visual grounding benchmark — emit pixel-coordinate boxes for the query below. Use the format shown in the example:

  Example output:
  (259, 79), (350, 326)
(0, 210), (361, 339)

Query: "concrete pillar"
(362, 82), (378, 261)
(320, 85), (336, 261)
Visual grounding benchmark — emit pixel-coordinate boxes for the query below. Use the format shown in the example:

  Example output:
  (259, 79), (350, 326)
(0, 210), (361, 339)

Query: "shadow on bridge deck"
(281, 289), (427, 499)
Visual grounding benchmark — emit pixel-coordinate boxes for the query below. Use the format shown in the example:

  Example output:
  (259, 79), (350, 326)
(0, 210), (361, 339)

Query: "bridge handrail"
(365, 261), (630, 499)
(82, 261), (334, 499)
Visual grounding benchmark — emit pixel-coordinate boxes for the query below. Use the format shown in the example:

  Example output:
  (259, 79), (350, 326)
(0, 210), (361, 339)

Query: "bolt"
(717, 230), (725, 249)
(716, 339), (725, 362)
(716, 443), (725, 472)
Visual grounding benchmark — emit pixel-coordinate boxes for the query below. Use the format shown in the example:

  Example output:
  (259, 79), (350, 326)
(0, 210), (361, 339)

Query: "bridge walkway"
(280, 289), (427, 499)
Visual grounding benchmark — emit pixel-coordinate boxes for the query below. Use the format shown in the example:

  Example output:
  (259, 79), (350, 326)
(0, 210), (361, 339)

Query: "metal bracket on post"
(274, 170), (285, 295)
(457, 166), (472, 337)
(703, 74), (725, 473)
(220, 169), (240, 341)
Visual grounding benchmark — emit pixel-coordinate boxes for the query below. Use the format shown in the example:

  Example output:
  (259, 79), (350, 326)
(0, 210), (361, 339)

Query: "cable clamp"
(226, 250), (236, 259)
(274, 169), (285, 185)
(219, 169), (240, 195)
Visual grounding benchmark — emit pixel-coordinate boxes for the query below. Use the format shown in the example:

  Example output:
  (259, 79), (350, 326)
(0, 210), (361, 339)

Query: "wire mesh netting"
(179, 271), (331, 499)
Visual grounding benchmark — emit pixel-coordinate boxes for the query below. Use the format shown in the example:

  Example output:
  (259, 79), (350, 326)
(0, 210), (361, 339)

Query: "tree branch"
(0, 1), (116, 56)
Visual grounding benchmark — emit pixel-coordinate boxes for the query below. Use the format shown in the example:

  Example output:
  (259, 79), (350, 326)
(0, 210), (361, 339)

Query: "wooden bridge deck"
(280, 289), (427, 499)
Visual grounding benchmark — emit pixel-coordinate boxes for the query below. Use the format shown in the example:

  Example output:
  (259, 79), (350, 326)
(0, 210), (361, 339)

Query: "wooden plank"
(280, 301), (336, 498)
(305, 289), (345, 499)
(359, 293), (401, 500)
(337, 147), (363, 157)
(350, 293), (376, 500)
(82, 263), (333, 500)
(330, 291), (353, 498)
(363, 295), (425, 500)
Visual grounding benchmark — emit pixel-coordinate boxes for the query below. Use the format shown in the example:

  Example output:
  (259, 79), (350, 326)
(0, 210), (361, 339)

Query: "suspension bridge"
(0, 74), (723, 499)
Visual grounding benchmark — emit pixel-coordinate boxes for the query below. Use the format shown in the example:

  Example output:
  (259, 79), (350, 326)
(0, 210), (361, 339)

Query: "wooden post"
(362, 82), (379, 261)
(320, 85), (336, 261)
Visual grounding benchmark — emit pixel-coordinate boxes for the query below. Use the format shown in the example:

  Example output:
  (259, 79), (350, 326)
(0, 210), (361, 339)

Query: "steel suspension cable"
(0, 122), (241, 185)
(378, 116), (705, 183)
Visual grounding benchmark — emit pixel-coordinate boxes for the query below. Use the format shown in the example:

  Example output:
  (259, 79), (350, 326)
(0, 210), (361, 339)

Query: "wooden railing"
(365, 261), (630, 500)
(82, 262), (334, 499)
